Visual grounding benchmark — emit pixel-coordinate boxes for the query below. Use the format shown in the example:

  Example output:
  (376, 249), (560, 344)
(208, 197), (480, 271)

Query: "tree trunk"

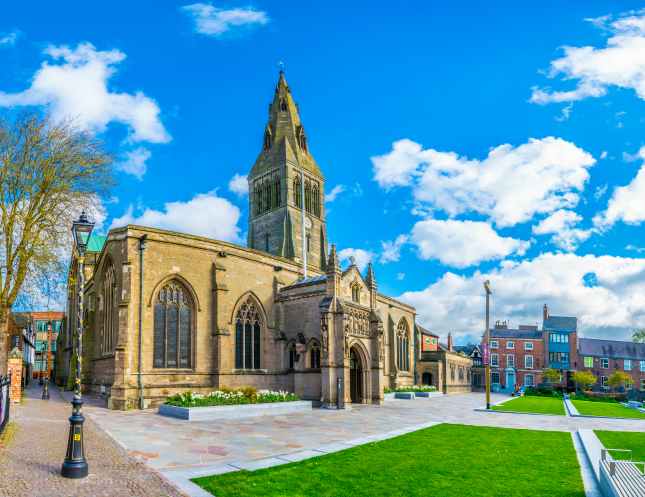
(0, 306), (10, 375)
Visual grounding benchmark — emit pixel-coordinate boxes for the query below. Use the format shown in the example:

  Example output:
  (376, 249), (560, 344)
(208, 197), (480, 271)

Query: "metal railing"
(0, 373), (10, 435)
(600, 448), (645, 497)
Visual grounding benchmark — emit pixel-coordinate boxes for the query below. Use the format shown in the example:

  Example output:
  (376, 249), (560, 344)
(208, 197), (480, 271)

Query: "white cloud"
(594, 184), (608, 199)
(110, 191), (241, 242)
(380, 234), (408, 263)
(600, 150), (608, 159)
(0, 43), (170, 143)
(410, 219), (529, 268)
(0, 30), (19, 47)
(181, 3), (269, 37)
(338, 248), (373, 271)
(532, 209), (591, 251)
(594, 158), (645, 228)
(399, 252), (645, 342)
(396, 272), (406, 281)
(531, 10), (645, 104)
(372, 137), (595, 227)
(228, 173), (248, 196)
(324, 184), (345, 203)
(116, 147), (151, 180)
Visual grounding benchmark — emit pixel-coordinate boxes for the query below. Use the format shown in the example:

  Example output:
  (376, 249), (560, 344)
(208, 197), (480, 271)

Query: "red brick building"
(577, 338), (645, 392)
(489, 321), (545, 392)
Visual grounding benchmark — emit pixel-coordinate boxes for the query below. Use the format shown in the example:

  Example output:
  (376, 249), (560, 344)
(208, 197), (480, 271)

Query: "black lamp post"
(61, 211), (94, 479)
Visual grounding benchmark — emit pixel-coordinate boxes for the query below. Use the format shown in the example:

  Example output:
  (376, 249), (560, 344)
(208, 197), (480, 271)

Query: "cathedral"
(60, 72), (418, 410)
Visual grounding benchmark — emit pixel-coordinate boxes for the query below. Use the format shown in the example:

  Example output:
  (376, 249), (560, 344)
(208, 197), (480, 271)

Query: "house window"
(584, 356), (593, 368)
(600, 357), (609, 369)
(10, 335), (20, 349)
(234, 296), (262, 370)
(153, 281), (193, 369)
(506, 341), (515, 350)
(624, 359), (632, 371)
(640, 360), (645, 371)
(310, 342), (321, 369)
(490, 340), (498, 349)
(458, 367), (464, 381)
(549, 333), (569, 343)
(524, 374), (534, 387)
(525, 355), (534, 369)
(491, 353), (499, 367)
(549, 352), (569, 365)
(507, 354), (515, 368)
(600, 376), (608, 388)
(491, 371), (500, 384)
(450, 365), (455, 381)
(396, 319), (410, 371)
(641, 379), (645, 391)
(524, 342), (533, 351)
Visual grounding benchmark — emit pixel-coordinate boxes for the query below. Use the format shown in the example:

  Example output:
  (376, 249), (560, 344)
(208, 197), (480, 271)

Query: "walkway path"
(85, 392), (643, 474)
(0, 383), (185, 497)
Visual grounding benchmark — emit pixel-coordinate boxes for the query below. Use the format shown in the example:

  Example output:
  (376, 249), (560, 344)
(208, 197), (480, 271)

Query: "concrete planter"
(414, 391), (441, 398)
(158, 400), (313, 421)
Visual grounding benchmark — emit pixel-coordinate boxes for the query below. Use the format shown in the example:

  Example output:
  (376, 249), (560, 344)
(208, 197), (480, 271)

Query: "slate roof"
(578, 338), (645, 360)
(281, 274), (326, 290)
(417, 324), (439, 338)
(454, 344), (481, 356)
(543, 315), (577, 332)
(490, 328), (543, 340)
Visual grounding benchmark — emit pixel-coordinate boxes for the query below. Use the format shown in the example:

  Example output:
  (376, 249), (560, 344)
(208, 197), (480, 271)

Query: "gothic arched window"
(351, 283), (361, 304)
(264, 181), (271, 213)
(396, 319), (409, 371)
(255, 182), (263, 214)
(293, 176), (302, 207)
(154, 281), (193, 369)
(235, 297), (261, 369)
(263, 127), (272, 150)
(305, 181), (312, 213)
(279, 97), (287, 112)
(313, 184), (320, 217)
(273, 175), (281, 208)
(101, 263), (117, 355)
(287, 342), (297, 370)
(310, 342), (321, 369)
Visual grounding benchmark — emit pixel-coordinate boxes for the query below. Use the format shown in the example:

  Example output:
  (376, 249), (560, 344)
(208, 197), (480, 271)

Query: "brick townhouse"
(577, 338), (645, 392)
(489, 322), (544, 392)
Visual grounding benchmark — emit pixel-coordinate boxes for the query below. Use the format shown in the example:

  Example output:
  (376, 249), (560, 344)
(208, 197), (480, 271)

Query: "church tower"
(247, 71), (328, 271)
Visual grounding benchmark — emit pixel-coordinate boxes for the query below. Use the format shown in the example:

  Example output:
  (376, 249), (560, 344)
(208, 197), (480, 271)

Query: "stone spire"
(365, 262), (377, 309)
(326, 244), (341, 297)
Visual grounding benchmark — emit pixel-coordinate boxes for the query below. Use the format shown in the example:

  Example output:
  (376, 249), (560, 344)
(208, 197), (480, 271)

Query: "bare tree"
(0, 113), (112, 372)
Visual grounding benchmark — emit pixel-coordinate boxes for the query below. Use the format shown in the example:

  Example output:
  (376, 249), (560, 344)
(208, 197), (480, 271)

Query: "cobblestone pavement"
(0, 383), (186, 497)
(85, 392), (644, 473)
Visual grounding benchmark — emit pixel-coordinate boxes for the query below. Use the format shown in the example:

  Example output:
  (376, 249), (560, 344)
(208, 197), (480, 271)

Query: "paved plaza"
(0, 384), (186, 497)
(2, 389), (643, 497)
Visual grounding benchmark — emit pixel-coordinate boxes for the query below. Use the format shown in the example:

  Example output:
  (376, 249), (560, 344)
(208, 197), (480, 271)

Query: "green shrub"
(385, 385), (437, 394)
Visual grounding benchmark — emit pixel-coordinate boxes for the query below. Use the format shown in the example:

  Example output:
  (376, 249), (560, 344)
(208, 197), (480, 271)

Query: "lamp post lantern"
(483, 280), (492, 410)
(61, 211), (94, 479)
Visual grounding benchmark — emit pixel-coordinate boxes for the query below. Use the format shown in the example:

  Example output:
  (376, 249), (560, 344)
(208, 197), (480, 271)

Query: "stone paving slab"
(0, 384), (186, 497)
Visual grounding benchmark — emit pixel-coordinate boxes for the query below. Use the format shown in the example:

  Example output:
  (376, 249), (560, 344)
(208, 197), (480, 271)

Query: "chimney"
(447, 332), (453, 352)
(543, 304), (549, 322)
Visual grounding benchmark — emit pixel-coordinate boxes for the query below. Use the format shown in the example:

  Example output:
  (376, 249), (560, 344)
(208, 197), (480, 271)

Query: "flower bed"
(164, 387), (299, 408)
(384, 385), (437, 394)
(159, 388), (310, 421)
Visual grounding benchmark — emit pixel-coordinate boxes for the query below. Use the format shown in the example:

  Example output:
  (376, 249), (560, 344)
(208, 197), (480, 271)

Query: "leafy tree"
(607, 371), (632, 391)
(543, 368), (561, 384)
(633, 329), (645, 343)
(572, 370), (596, 391)
(0, 113), (111, 372)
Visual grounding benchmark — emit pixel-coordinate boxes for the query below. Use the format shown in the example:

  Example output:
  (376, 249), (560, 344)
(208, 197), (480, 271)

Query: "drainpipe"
(138, 234), (147, 409)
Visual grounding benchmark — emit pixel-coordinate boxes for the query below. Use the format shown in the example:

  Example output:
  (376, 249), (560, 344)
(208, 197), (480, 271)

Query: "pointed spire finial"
(277, 60), (285, 74)
(327, 243), (339, 271)
(366, 262), (376, 288)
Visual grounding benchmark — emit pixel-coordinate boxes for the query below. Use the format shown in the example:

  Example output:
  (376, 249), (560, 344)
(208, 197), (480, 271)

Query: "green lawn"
(572, 400), (645, 419)
(491, 396), (565, 415)
(193, 424), (584, 497)
(595, 431), (645, 461)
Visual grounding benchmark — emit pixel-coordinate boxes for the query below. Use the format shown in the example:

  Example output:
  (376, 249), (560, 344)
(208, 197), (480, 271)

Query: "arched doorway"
(349, 348), (363, 403)
(422, 372), (432, 386)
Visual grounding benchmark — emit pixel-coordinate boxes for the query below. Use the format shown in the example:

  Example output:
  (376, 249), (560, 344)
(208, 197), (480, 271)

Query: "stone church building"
(63, 73), (420, 410)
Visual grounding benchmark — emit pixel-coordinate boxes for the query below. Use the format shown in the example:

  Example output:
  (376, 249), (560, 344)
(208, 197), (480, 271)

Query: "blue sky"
(2, 2), (645, 343)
